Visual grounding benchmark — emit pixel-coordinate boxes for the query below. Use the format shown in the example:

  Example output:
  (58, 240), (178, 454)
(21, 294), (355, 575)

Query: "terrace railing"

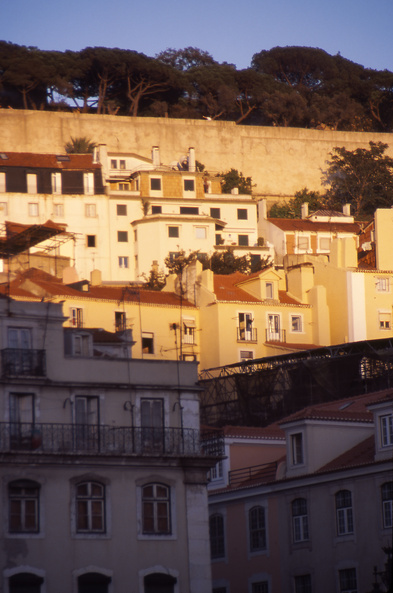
(0, 422), (224, 458)
(1, 349), (46, 377)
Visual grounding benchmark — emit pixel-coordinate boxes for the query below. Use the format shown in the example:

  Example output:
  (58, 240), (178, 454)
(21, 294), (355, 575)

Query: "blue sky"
(1, 0), (392, 72)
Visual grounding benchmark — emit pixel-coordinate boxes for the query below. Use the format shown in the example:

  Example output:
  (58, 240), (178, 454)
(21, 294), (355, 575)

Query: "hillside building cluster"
(0, 134), (391, 593)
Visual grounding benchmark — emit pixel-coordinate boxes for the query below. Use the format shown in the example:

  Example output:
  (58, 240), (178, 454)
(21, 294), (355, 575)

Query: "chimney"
(152, 146), (160, 167)
(90, 269), (102, 286)
(343, 203), (351, 216)
(188, 147), (196, 172)
(301, 202), (309, 219)
(231, 187), (239, 195)
(258, 199), (267, 220)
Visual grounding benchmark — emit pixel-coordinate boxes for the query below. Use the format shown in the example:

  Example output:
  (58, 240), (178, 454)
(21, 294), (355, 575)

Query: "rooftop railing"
(0, 422), (224, 458)
(229, 461), (278, 486)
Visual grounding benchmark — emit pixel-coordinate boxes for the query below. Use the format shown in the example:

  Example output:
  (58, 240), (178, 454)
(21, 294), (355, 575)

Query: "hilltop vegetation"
(1, 43), (392, 131)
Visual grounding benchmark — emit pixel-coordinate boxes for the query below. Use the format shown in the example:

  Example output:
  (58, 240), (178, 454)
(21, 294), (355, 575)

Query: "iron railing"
(1, 349), (46, 377)
(0, 422), (224, 458)
(229, 461), (278, 486)
(265, 329), (286, 343)
(237, 328), (258, 342)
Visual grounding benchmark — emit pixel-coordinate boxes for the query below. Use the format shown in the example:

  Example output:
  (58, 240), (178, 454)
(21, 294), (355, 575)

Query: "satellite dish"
(177, 155), (188, 170)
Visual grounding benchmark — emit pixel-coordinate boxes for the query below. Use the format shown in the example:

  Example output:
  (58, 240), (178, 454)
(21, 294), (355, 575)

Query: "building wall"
(1, 110), (392, 197)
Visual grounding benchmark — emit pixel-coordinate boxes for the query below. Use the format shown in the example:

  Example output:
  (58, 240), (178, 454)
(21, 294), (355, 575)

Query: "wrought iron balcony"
(237, 328), (258, 342)
(0, 422), (224, 458)
(1, 349), (46, 377)
(265, 329), (286, 343)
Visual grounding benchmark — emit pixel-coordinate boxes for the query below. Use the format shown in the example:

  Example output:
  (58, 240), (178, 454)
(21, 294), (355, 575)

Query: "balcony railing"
(1, 349), (46, 377)
(237, 328), (258, 342)
(0, 422), (224, 458)
(265, 329), (286, 343)
(229, 461), (278, 486)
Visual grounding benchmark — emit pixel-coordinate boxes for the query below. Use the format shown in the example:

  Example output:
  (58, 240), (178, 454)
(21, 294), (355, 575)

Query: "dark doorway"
(144, 572), (177, 593)
(9, 572), (43, 593)
(78, 572), (111, 593)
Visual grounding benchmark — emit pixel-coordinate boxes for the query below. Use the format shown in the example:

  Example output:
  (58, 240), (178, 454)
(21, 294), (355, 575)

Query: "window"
(144, 573), (176, 593)
(183, 320), (196, 344)
(379, 312), (391, 330)
(382, 482), (393, 528)
(381, 414), (393, 446)
(51, 172), (62, 194)
(195, 226), (207, 239)
(151, 205), (162, 214)
(292, 498), (309, 542)
(117, 231), (128, 242)
(142, 483), (171, 535)
(266, 282), (273, 299)
(210, 460), (223, 481)
(291, 433), (304, 465)
(376, 277), (390, 292)
(110, 159), (117, 169)
(336, 490), (354, 535)
(184, 179), (195, 192)
(291, 315), (302, 332)
(84, 172), (94, 195)
(78, 572), (111, 593)
(215, 233), (223, 245)
(240, 350), (253, 362)
(297, 236), (310, 251)
(210, 207), (221, 219)
(294, 574), (312, 593)
(27, 174), (37, 194)
(238, 234), (249, 246)
(0, 171), (6, 192)
(85, 204), (96, 218)
(0, 201), (8, 214)
(9, 480), (39, 533)
(339, 568), (357, 593)
(28, 203), (39, 217)
(119, 159), (126, 170)
(119, 182), (130, 191)
(117, 204), (127, 216)
(8, 327), (32, 349)
(115, 311), (126, 332)
(150, 178), (161, 191)
(237, 208), (248, 220)
(9, 393), (34, 448)
(238, 312), (254, 341)
(142, 332), (154, 354)
(118, 256), (129, 269)
(73, 334), (90, 356)
(76, 481), (105, 533)
(249, 506), (266, 551)
(210, 513), (225, 559)
(75, 396), (99, 449)
(168, 226), (179, 238)
(87, 235), (96, 248)
(252, 583), (268, 593)
(319, 237), (330, 251)
(53, 203), (64, 217)
(180, 206), (198, 215)
(70, 307), (83, 328)
(9, 573), (44, 593)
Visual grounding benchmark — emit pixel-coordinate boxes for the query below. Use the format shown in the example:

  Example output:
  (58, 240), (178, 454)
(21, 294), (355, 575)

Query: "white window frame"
(240, 350), (254, 362)
(238, 312), (254, 342)
(183, 176), (196, 197)
(118, 256), (129, 269)
(382, 482), (393, 528)
(70, 307), (83, 328)
(183, 319), (196, 344)
(291, 315), (303, 333)
(338, 568), (357, 593)
(0, 171), (5, 192)
(28, 203), (39, 217)
(378, 311), (391, 330)
(195, 226), (207, 239)
(292, 498), (309, 542)
(51, 172), (62, 194)
(83, 172), (94, 195)
(376, 277), (390, 292)
(27, 174), (37, 194)
(380, 414), (393, 447)
(265, 282), (273, 299)
(53, 203), (64, 217)
(295, 233), (311, 254)
(335, 490), (354, 536)
(85, 204), (97, 218)
(0, 201), (8, 215)
(318, 235), (331, 252)
(290, 432), (304, 466)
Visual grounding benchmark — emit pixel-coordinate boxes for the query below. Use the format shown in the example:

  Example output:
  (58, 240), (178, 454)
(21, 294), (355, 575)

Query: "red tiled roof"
(0, 152), (101, 170)
(267, 218), (361, 234)
(223, 424), (285, 439)
(280, 390), (393, 425)
(317, 436), (375, 473)
(213, 274), (305, 305)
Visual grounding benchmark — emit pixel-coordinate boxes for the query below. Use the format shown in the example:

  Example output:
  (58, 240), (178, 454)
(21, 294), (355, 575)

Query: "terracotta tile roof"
(7, 268), (196, 308)
(280, 390), (393, 425)
(0, 152), (101, 170)
(223, 424), (285, 440)
(267, 218), (361, 234)
(213, 274), (305, 305)
(317, 436), (375, 473)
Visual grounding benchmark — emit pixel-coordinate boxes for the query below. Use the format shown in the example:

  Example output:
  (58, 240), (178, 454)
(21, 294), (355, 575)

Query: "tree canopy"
(1, 42), (392, 131)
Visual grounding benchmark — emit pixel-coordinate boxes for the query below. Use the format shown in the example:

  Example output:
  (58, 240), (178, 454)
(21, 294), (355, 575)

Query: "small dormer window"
(266, 282), (273, 299)
(291, 433), (304, 465)
(381, 413), (393, 447)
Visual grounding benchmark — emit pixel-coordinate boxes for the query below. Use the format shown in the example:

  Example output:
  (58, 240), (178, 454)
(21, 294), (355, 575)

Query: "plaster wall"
(2, 110), (392, 197)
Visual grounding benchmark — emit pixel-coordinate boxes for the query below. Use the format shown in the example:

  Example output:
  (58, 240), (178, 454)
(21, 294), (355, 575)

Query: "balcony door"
(267, 314), (280, 341)
(7, 328), (32, 374)
(239, 313), (253, 341)
(141, 398), (164, 452)
(75, 396), (99, 451)
(9, 393), (34, 449)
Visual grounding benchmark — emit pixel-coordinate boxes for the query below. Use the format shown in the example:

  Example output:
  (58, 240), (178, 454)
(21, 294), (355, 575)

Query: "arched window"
(142, 483), (171, 535)
(209, 513), (225, 559)
(144, 572), (177, 593)
(249, 506), (266, 551)
(8, 480), (40, 533)
(9, 572), (43, 593)
(292, 498), (309, 542)
(335, 490), (353, 535)
(382, 482), (393, 528)
(78, 572), (111, 593)
(76, 481), (105, 533)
